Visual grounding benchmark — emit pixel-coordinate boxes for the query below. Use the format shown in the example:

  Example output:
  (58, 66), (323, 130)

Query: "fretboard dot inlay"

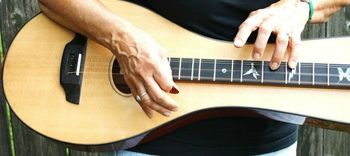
(222, 68), (227, 74)
(167, 57), (350, 88)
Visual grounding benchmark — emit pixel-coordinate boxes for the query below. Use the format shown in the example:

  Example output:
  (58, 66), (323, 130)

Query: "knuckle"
(291, 38), (302, 48)
(123, 75), (132, 82)
(255, 9), (264, 14)
(150, 103), (161, 111)
(154, 94), (165, 103)
(253, 43), (265, 52)
(248, 11), (256, 17)
(292, 39), (302, 46)
(239, 21), (250, 29)
(254, 46), (264, 53)
(259, 26), (271, 35)
(141, 97), (152, 106)
(134, 68), (144, 77)
(272, 52), (284, 61)
(144, 80), (153, 89)
(249, 9), (260, 16)
(158, 50), (166, 59)
(141, 50), (152, 59)
(277, 36), (288, 45)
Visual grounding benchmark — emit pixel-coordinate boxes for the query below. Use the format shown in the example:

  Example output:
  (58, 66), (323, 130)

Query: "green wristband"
(301, 0), (314, 21)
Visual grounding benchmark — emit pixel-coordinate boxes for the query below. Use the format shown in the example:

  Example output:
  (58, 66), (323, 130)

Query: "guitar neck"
(169, 57), (350, 88)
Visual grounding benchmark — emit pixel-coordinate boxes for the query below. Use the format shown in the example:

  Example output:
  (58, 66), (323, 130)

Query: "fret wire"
(240, 60), (243, 83)
(298, 62), (301, 85)
(285, 63), (288, 84)
(171, 68), (331, 76)
(198, 58), (202, 81)
(312, 62), (315, 85)
(213, 59), (217, 82)
(178, 58), (182, 80)
(170, 68), (331, 75)
(181, 76), (333, 83)
(261, 61), (264, 83)
(168, 59), (349, 82)
(230, 60), (234, 82)
(191, 58), (194, 81)
(327, 63), (330, 86)
(170, 61), (334, 68)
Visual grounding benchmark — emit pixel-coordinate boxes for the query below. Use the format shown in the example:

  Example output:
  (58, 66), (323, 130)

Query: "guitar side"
(3, 0), (350, 148)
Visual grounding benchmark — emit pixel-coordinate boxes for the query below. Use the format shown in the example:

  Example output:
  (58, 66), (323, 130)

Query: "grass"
(6, 104), (15, 156)
(0, 33), (3, 61)
(1, 32), (16, 156)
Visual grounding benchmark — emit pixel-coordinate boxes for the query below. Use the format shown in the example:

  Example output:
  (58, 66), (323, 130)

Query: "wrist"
(300, 0), (315, 21)
(110, 22), (143, 57)
(106, 17), (137, 53)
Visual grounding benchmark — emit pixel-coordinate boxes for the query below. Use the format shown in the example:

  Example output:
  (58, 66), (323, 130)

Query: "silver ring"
(135, 92), (147, 103)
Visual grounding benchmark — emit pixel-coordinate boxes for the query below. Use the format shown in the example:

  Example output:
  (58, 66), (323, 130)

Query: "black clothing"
(131, 117), (297, 155)
(127, 0), (278, 42)
(125, 0), (297, 155)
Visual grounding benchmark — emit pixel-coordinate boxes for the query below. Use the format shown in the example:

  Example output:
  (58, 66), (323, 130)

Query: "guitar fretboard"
(168, 57), (350, 88)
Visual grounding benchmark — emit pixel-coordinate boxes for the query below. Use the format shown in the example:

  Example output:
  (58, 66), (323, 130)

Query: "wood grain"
(324, 129), (350, 156)
(1, 0), (67, 155)
(297, 14), (327, 156)
(0, 83), (12, 156)
(297, 6), (350, 156)
(0, 0), (40, 53)
(297, 126), (324, 156)
(12, 115), (67, 156)
(322, 6), (350, 156)
(0, 4), (12, 155)
(1, 0), (350, 155)
(4, 1), (350, 145)
(70, 151), (113, 156)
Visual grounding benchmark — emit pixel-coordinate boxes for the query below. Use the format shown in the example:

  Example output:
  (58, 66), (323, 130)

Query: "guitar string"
(168, 61), (348, 67)
(76, 59), (348, 69)
(74, 64), (346, 74)
(67, 71), (347, 84)
(68, 71), (341, 77)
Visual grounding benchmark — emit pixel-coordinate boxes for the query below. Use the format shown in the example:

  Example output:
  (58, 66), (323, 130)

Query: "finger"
(234, 10), (268, 47)
(252, 19), (275, 60)
(153, 59), (176, 93)
(126, 76), (154, 118)
(141, 93), (172, 117)
(270, 30), (289, 70)
(133, 76), (172, 117)
(288, 32), (302, 69)
(144, 78), (178, 111)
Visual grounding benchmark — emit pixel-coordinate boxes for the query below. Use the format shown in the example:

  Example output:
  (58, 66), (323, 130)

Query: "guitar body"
(3, 0), (350, 149)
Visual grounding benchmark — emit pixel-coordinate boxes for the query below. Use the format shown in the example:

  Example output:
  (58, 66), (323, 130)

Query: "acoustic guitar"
(3, 0), (350, 150)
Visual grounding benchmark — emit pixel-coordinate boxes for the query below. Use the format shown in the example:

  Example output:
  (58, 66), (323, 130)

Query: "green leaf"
(0, 32), (3, 61)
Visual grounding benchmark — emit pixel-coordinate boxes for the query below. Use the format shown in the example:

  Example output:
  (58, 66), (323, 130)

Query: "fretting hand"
(234, 0), (309, 70)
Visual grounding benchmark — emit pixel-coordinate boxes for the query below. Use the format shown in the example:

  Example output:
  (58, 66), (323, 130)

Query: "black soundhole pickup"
(60, 34), (87, 104)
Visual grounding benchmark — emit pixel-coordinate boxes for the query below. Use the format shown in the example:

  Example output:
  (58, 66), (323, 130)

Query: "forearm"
(38, 0), (133, 51)
(310, 0), (350, 23)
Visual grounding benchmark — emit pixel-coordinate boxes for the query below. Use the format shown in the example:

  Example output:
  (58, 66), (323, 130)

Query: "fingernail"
(163, 112), (171, 117)
(172, 107), (178, 112)
(234, 39), (243, 47)
(170, 86), (179, 94)
(253, 53), (260, 60)
(289, 61), (297, 69)
(270, 62), (279, 70)
(147, 113), (153, 118)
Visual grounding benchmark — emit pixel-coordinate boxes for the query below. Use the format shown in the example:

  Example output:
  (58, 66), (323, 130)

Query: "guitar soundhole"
(111, 59), (131, 94)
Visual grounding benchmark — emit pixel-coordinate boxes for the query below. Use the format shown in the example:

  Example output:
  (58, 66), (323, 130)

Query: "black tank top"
(125, 1), (297, 155)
